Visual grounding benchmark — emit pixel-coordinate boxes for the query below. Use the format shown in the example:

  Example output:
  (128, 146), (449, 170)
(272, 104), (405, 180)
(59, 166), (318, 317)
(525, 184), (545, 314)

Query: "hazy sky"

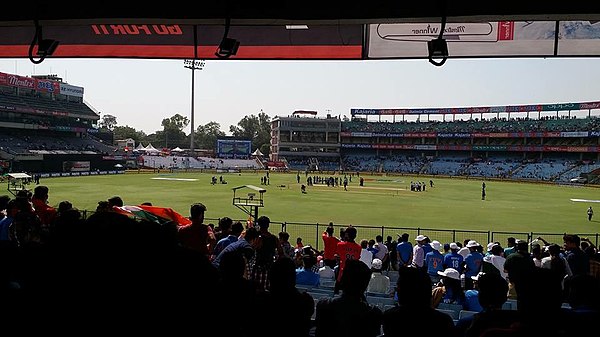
(1, 57), (600, 135)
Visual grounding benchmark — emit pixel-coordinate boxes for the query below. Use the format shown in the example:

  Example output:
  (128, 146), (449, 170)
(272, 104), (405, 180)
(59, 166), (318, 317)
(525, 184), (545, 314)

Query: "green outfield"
(29, 171), (599, 237)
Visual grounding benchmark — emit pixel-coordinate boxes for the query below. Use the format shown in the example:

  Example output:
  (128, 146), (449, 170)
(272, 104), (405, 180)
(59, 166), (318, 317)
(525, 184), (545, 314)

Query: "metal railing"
(79, 210), (600, 249)
(203, 217), (600, 250)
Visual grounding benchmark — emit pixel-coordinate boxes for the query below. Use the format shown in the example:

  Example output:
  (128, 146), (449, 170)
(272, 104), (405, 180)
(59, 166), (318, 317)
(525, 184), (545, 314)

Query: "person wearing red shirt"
(177, 203), (216, 257)
(335, 226), (361, 294)
(322, 222), (340, 268)
(31, 185), (57, 227)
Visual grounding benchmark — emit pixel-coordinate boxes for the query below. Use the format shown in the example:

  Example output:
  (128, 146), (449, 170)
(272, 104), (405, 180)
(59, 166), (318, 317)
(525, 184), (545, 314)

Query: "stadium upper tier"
(0, 91), (98, 120)
(342, 117), (600, 133)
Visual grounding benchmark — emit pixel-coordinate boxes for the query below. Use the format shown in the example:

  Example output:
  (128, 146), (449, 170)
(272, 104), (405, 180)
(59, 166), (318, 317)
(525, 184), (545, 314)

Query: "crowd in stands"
(1, 188), (599, 336)
(343, 115), (600, 133)
(0, 129), (114, 155)
(341, 153), (598, 182)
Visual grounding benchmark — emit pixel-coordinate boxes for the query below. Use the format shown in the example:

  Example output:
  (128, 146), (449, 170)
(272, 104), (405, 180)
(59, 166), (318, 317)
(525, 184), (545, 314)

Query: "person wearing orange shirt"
(31, 185), (57, 228)
(335, 225), (361, 294)
(322, 222), (340, 269)
(177, 203), (216, 257)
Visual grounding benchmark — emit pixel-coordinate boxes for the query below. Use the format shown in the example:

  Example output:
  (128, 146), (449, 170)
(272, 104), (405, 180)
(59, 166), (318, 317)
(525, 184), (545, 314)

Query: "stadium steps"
(554, 165), (578, 182)
(507, 163), (526, 178)
(0, 149), (14, 160)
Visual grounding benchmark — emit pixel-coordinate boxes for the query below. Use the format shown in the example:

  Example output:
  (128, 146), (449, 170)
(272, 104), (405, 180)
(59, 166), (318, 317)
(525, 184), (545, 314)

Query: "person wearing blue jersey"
(443, 242), (464, 274)
(424, 240), (445, 285)
(396, 233), (413, 269)
(463, 240), (484, 290)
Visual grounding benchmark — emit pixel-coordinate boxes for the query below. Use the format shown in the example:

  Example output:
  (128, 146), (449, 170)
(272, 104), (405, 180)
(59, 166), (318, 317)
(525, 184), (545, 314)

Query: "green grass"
(34, 171), (599, 237)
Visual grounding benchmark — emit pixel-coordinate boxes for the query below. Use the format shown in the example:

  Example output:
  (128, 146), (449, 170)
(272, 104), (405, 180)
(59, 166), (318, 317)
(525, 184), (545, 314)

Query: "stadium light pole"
(184, 59), (205, 155)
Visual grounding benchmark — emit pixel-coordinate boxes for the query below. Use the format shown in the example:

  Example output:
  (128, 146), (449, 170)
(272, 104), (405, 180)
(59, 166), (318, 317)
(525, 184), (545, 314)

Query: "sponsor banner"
(544, 146), (566, 152)
(59, 83), (84, 97)
(63, 161), (90, 172)
(507, 146), (544, 152)
(472, 145), (507, 151)
(350, 132), (372, 137)
(580, 102), (600, 109)
(217, 139), (252, 158)
(0, 72), (60, 93)
(414, 144), (436, 150)
(267, 161), (286, 168)
(351, 100), (600, 116)
(369, 21), (600, 58)
(80, 172), (90, 176)
(356, 144), (373, 149)
(351, 109), (384, 115)
(340, 132), (352, 137)
(590, 131), (600, 137)
(561, 131), (589, 137)
(407, 133), (436, 138)
(1, 72), (35, 89)
(447, 145), (471, 151)
(368, 132), (404, 138)
(0, 24), (363, 59)
(489, 133), (511, 138)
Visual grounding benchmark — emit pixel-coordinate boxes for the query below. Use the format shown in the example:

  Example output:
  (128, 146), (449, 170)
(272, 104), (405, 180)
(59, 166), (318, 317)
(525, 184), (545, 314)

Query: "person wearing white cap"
(442, 242), (464, 274)
(464, 240), (484, 290)
(485, 242), (496, 257)
(481, 244), (508, 280)
(424, 240), (444, 285)
(431, 267), (465, 308)
(411, 234), (427, 270)
(367, 258), (391, 295)
(458, 239), (472, 258)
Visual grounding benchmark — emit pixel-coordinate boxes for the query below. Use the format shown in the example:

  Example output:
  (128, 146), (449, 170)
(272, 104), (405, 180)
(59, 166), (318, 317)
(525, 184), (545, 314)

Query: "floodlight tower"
(183, 59), (205, 155)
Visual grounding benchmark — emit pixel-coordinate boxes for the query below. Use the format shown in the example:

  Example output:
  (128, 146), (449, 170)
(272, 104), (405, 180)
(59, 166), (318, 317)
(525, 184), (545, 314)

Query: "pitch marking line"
(151, 177), (198, 182)
(570, 199), (600, 203)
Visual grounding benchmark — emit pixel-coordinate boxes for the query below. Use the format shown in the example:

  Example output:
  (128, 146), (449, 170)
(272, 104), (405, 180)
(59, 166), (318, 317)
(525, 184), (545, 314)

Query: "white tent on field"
(144, 143), (160, 153)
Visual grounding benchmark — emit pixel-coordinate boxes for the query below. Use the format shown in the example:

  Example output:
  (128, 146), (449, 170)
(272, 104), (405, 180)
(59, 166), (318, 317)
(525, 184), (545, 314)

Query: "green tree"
(113, 126), (147, 145)
(98, 113), (118, 130)
(195, 121), (225, 150)
(229, 111), (271, 155)
(162, 114), (189, 131)
(156, 114), (189, 148)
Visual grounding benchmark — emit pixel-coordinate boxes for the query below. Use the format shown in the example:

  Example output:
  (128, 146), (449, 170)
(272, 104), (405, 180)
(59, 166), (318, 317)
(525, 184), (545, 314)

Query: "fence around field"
(77, 210), (599, 248)
(202, 218), (600, 249)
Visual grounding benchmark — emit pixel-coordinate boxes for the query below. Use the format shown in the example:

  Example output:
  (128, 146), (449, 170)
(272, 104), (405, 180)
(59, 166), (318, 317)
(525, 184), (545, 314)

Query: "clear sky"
(1, 57), (600, 135)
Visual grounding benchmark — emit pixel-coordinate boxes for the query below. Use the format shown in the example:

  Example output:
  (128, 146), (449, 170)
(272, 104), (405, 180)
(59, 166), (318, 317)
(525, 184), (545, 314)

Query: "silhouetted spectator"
(316, 259), (382, 337)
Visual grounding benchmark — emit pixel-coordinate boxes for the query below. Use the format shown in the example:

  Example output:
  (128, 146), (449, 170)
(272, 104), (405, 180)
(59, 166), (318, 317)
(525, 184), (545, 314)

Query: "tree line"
(98, 111), (271, 155)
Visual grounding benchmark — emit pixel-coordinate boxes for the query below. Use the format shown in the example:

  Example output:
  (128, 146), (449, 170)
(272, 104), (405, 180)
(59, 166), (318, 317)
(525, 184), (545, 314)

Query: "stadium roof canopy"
(2, 2), (600, 61)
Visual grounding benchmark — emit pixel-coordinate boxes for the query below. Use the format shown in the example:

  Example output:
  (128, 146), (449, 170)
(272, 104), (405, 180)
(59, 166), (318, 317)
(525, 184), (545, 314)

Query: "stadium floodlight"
(183, 59), (206, 155)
